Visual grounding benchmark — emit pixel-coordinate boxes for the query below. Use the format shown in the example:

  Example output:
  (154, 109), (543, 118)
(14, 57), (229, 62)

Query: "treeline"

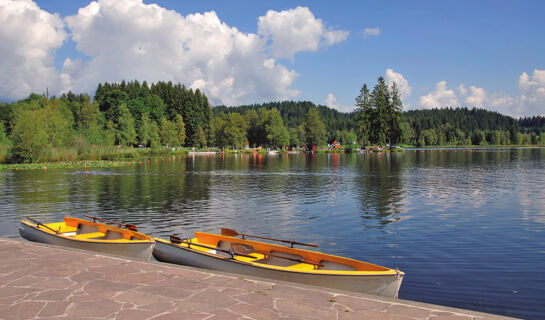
(403, 108), (545, 146)
(0, 80), (212, 163)
(213, 101), (353, 142)
(1, 78), (545, 164)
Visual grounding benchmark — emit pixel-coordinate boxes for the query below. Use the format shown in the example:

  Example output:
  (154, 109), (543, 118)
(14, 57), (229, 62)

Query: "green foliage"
(0, 121), (8, 145)
(265, 108), (289, 147)
(116, 104), (137, 146)
(289, 127), (302, 146)
(175, 114), (186, 146)
(214, 101), (352, 142)
(138, 113), (153, 147)
(212, 112), (247, 147)
(303, 108), (327, 146)
(355, 77), (404, 146)
(104, 120), (116, 146)
(10, 108), (48, 162)
(192, 125), (207, 148)
(160, 118), (179, 147)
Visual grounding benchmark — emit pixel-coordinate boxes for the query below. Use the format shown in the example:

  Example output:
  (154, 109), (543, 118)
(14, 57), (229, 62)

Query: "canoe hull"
(153, 240), (403, 298)
(19, 222), (154, 260)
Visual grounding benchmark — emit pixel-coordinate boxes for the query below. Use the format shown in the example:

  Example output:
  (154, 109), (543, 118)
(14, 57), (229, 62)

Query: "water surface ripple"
(1, 149), (544, 319)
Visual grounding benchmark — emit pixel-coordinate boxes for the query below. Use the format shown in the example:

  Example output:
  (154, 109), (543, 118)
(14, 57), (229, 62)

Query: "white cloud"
(0, 0), (66, 100)
(385, 68), (411, 106)
(0, 1), (349, 105)
(363, 27), (381, 37)
(464, 86), (487, 106)
(419, 81), (458, 108)
(419, 70), (545, 116)
(257, 6), (349, 59)
(517, 69), (545, 115)
(325, 93), (354, 113)
(60, 0), (310, 105)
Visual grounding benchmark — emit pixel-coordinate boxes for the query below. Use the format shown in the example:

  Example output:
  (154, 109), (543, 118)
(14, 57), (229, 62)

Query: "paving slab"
(0, 238), (517, 320)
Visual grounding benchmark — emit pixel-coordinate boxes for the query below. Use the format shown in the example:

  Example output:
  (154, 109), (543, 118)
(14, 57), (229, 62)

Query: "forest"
(0, 79), (544, 164)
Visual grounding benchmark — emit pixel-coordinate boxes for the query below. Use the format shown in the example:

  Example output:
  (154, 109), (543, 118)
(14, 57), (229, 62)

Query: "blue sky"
(1, 0), (544, 116)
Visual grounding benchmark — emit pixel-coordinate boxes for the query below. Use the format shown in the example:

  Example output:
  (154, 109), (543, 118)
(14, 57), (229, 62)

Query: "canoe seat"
(77, 224), (99, 234)
(104, 230), (124, 240)
(317, 260), (356, 271)
(253, 250), (303, 267)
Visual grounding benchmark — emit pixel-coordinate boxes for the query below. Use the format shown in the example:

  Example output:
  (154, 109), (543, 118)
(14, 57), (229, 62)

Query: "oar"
(221, 228), (319, 248)
(231, 243), (324, 268)
(26, 217), (59, 234)
(169, 235), (256, 259)
(83, 214), (138, 232)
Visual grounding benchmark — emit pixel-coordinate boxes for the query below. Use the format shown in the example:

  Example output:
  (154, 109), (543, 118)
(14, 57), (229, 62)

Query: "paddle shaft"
(83, 214), (138, 231)
(26, 217), (59, 234)
(221, 228), (319, 248)
(263, 252), (323, 267)
(230, 243), (323, 267)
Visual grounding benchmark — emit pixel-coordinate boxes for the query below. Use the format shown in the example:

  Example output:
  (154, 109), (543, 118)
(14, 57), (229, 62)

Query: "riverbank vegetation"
(1, 78), (544, 165)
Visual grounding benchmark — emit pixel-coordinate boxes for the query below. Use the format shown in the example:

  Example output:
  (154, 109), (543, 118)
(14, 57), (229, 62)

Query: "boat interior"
(176, 232), (391, 272)
(28, 217), (151, 242)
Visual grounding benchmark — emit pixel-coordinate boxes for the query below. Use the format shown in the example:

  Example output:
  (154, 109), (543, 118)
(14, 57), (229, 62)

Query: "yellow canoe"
(153, 231), (404, 298)
(19, 217), (155, 260)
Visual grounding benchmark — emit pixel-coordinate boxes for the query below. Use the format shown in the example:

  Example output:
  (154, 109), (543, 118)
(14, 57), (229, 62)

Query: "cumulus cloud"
(0, 1), (349, 105)
(363, 27), (381, 37)
(257, 6), (349, 59)
(419, 81), (459, 108)
(61, 0), (306, 105)
(419, 70), (545, 116)
(517, 69), (545, 115)
(0, 0), (66, 100)
(385, 68), (411, 106)
(325, 93), (354, 113)
(464, 86), (487, 106)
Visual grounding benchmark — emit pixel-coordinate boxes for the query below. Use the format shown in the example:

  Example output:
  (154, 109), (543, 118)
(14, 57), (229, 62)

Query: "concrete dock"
(0, 238), (515, 320)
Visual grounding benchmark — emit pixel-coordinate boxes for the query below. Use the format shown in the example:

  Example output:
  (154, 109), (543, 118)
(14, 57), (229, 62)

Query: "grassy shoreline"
(1, 144), (544, 171)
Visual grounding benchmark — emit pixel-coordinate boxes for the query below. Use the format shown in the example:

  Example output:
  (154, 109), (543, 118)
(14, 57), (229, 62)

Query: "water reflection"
(1, 149), (545, 319)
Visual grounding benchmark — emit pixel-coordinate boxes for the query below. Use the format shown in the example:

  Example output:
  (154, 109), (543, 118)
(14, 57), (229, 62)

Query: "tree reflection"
(356, 152), (405, 230)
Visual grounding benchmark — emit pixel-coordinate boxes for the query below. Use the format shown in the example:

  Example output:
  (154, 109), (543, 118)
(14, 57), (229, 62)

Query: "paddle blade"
(126, 224), (138, 232)
(170, 235), (182, 244)
(221, 228), (238, 237)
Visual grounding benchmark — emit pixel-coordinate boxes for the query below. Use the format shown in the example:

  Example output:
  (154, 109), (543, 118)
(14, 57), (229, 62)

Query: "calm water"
(1, 149), (544, 319)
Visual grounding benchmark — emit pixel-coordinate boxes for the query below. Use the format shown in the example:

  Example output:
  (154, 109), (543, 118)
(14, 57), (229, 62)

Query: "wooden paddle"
(169, 235), (256, 259)
(231, 243), (324, 268)
(26, 217), (59, 234)
(83, 214), (138, 232)
(221, 228), (319, 248)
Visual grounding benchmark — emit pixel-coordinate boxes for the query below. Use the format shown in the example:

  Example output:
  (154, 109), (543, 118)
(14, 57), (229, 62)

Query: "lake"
(1, 148), (544, 319)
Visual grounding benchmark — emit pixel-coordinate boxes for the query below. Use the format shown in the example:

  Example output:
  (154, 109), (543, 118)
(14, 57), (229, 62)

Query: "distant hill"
(213, 101), (354, 140)
(214, 102), (545, 145)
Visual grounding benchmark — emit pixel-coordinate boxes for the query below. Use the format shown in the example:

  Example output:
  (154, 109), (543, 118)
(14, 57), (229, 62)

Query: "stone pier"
(0, 238), (515, 319)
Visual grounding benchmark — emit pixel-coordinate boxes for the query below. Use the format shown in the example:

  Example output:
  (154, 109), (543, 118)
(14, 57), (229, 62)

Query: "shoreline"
(1, 146), (544, 171)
